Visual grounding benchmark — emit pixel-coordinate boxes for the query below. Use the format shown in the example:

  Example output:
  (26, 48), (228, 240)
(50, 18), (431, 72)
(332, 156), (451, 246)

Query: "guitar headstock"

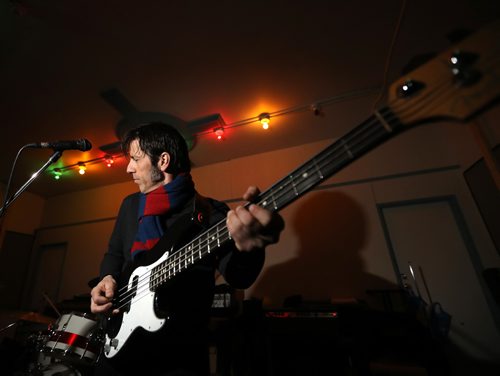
(388, 20), (500, 126)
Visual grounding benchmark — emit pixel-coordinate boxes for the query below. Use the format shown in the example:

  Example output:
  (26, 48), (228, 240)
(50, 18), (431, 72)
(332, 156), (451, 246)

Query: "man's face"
(126, 139), (164, 193)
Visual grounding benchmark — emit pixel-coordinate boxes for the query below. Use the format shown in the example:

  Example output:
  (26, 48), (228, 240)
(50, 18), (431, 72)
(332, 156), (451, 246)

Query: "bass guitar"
(102, 20), (500, 359)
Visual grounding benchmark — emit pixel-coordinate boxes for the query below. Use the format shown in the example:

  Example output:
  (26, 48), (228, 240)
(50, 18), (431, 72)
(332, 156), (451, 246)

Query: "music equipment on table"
(265, 310), (339, 319)
(100, 19), (500, 360)
(262, 301), (362, 333)
(211, 284), (241, 317)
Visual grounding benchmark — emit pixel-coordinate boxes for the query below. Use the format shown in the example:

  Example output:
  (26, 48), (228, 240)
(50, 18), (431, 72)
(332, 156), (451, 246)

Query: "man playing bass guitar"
(90, 121), (284, 375)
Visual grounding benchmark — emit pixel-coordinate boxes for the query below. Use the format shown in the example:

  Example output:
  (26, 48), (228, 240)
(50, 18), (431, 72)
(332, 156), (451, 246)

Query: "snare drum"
(43, 312), (101, 364)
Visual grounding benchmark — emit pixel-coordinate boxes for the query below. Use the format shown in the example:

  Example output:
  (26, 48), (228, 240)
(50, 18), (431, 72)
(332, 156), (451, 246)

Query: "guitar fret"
(198, 235), (204, 255)
(374, 110), (393, 132)
(313, 158), (324, 179)
(271, 192), (278, 210)
(214, 231), (218, 249)
(341, 139), (354, 159)
(148, 109), (402, 297)
(215, 228), (220, 247)
(289, 175), (299, 196)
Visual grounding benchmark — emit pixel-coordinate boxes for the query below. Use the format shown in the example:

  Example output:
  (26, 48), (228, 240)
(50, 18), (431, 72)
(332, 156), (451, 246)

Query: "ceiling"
(1, 0), (499, 201)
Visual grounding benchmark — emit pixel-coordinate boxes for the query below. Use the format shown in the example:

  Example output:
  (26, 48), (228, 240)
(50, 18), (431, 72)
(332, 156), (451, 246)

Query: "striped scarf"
(130, 173), (195, 259)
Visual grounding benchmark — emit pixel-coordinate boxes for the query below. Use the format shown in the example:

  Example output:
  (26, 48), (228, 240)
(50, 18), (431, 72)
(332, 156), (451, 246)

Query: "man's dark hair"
(123, 122), (191, 175)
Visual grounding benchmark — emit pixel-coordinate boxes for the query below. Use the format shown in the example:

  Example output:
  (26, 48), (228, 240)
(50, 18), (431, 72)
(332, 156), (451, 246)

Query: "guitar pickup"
(104, 338), (119, 353)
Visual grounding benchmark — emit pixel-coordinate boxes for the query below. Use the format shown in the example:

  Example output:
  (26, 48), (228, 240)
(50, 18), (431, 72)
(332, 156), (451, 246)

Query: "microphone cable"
(0, 144), (32, 218)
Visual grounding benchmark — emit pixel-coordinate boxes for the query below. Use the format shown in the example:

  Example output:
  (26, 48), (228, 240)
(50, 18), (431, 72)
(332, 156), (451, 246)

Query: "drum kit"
(1, 311), (103, 376)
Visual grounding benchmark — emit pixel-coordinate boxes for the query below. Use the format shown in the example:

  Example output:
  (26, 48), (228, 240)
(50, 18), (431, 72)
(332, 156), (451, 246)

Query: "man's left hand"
(226, 186), (284, 252)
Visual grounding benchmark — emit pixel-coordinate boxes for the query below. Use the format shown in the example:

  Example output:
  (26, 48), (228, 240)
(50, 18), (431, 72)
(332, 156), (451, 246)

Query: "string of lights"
(51, 154), (117, 180)
(49, 86), (380, 180)
(200, 85), (380, 138)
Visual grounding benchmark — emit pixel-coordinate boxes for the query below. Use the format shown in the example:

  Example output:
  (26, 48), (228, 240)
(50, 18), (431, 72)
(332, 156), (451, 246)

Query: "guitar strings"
(114, 220), (230, 310)
(152, 65), (472, 294)
(113, 106), (394, 306)
(114, 104), (414, 310)
(116, 35), (498, 306)
(114, 62), (481, 311)
(170, 51), (496, 274)
(113, 106), (402, 310)
(116, 51), (476, 305)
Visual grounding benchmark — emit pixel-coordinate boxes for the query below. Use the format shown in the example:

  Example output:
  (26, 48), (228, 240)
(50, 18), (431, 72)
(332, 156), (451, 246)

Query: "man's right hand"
(90, 275), (118, 314)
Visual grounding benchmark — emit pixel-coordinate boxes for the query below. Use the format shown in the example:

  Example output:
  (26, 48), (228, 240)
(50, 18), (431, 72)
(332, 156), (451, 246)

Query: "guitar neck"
(256, 107), (401, 212)
(150, 107), (402, 289)
(108, 20), (500, 361)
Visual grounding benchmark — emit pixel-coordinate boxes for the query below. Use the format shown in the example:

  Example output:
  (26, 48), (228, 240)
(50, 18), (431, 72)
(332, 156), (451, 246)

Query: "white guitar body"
(103, 250), (170, 358)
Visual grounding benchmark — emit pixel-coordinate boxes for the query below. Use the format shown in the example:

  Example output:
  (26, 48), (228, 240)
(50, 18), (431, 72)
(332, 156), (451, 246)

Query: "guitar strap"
(192, 193), (214, 228)
(163, 192), (213, 231)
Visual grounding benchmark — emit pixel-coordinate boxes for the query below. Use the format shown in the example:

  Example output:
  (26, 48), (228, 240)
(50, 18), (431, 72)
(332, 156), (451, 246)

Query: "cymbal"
(18, 311), (54, 325)
(0, 310), (55, 325)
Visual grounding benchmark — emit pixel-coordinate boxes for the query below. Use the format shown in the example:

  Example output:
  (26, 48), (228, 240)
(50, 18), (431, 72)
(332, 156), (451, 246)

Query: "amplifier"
(265, 310), (339, 319)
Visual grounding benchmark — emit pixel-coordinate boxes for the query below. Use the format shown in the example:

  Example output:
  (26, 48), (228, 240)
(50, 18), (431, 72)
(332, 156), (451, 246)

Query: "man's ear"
(158, 152), (171, 172)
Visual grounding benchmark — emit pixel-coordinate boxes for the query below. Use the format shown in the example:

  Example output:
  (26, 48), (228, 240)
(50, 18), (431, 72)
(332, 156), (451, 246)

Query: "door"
(28, 243), (67, 314)
(0, 231), (34, 309)
(379, 196), (500, 362)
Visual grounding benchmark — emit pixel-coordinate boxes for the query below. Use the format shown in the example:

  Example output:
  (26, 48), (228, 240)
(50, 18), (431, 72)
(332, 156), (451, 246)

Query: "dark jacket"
(96, 192), (265, 375)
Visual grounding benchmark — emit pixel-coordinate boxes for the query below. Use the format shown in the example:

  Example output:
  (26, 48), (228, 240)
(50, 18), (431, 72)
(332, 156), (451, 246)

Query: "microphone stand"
(0, 150), (62, 218)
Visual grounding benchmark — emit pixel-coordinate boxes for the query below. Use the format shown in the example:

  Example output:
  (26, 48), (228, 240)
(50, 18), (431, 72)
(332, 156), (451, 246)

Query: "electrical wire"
(371, 0), (408, 111)
(0, 144), (31, 218)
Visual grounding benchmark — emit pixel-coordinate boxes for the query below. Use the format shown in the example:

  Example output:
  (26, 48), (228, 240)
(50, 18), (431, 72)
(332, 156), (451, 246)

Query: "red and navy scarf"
(130, 173), (195, 259)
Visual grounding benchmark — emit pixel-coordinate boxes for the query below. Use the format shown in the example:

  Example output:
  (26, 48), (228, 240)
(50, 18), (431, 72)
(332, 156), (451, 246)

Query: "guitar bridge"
(104, 338), (119, 354)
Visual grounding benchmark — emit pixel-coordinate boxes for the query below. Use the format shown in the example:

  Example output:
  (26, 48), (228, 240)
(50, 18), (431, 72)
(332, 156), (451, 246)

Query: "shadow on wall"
(240, 191), (500, 375)
(251, 190), (395, 307)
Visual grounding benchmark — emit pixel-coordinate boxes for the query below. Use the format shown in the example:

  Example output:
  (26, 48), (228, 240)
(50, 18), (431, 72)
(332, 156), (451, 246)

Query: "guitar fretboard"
(150, 107), (402, 291)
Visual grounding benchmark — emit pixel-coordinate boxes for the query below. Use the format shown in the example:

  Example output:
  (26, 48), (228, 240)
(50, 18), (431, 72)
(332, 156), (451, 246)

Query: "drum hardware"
(40, 362), (82, 376)
(28, 355), (83, 376)
(42, 291), (62, 318)
(1, 310), (103, 375)
(0, 321), (17, 334)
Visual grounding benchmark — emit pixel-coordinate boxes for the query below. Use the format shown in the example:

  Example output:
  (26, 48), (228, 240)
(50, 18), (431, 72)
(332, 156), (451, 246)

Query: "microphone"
(28, 139), (92, 151)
